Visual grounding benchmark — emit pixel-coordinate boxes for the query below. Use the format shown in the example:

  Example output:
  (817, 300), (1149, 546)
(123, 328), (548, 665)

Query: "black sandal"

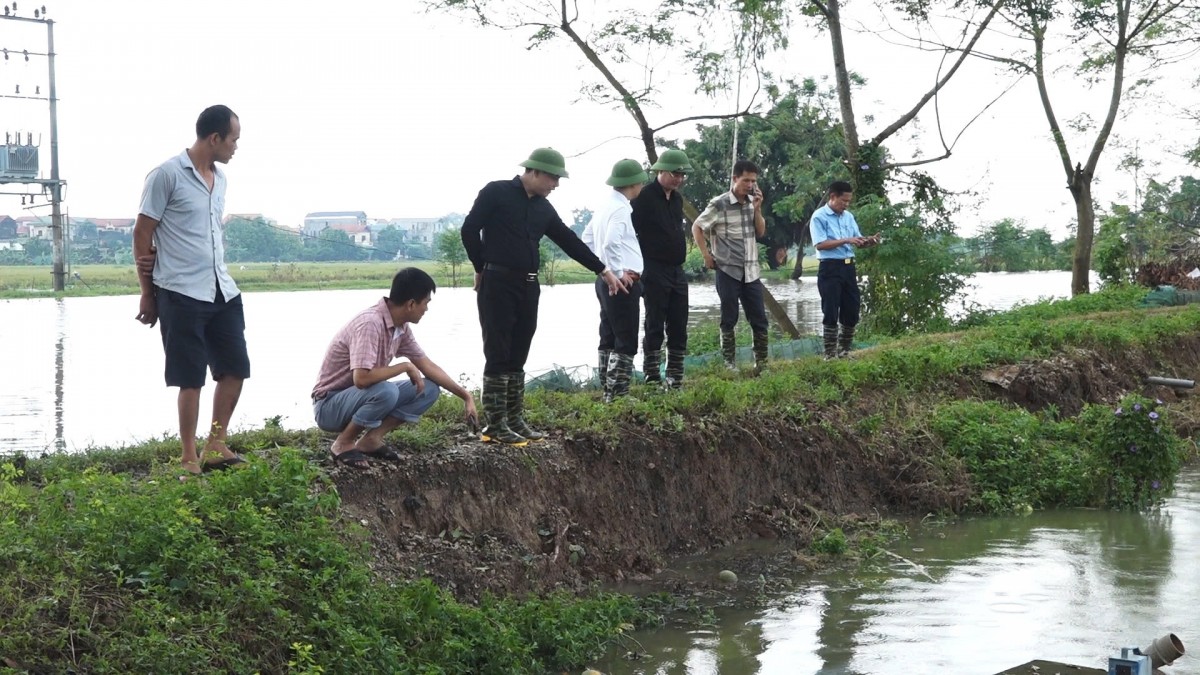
(359, 445), (403, 461)
(201, 454), (247, 473)
(332, 448), (370, 468)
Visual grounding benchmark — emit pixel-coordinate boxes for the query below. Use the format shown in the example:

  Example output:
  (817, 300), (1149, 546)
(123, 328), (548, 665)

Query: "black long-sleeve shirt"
(461, 177), (605, 275)
(630, 178), (688, 266)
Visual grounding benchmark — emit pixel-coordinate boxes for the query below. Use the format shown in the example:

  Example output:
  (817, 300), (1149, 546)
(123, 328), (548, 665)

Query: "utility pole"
(0, 4), (66, 291)
(46, 14), (62, 291)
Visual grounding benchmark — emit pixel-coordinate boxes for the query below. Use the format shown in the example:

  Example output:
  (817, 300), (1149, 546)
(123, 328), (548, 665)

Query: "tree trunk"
(1071, 169), (1094, 295)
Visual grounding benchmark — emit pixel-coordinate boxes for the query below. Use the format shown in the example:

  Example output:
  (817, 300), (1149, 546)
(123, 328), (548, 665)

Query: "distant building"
(302, 211), (367, 237)
(14, 215), (56, 240)
(384, 217), (447, 245)
(89, 218), (135, 234)
(0, 240), (23, 251)
(0, 215), (16, 240)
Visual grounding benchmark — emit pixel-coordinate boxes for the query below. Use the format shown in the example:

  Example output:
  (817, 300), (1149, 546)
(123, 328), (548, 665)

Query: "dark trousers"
(816, 259), (861, 327)
(641, 261), (688, 352)
(595, 277), (643, 356)
(715, 270), (768, 333)
(478, 270), (540, 376)
(157, 287), (250, 389)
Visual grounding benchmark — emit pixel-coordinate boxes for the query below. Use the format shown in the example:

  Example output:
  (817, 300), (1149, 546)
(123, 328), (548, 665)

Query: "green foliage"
(810, 527), (849, 555)
(0, 449), (652, 673)
(856, 189), (971, 335)
(225, 216), (304, 262)
(373, 226), (406, 259)
(434, 227), (468, 287)
(1078, 395), (1185, 509)
(672, 79), (847, 251)
(305, 227), (368, 263)
(959, 283), (1146, 328)
(963, 219), (1069, 273)
(1094, 207), (1135, 284)
(927, 401), (1094, 513)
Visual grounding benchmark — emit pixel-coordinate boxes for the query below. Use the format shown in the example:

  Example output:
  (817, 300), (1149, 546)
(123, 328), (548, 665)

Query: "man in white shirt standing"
(583, 159), (649, 402)
(133, 105), (249, 478)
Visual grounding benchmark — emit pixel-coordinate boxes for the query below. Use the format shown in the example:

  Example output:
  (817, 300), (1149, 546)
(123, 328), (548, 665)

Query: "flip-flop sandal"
(359, 445), (403, 461)
(201, 454), (248, 473)
(332, 448), (370, 469)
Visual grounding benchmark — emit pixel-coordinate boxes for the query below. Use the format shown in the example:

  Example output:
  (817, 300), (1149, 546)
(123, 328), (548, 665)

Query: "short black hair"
(389, 267), (436, 305)
(732, 160), (760, 177)
(196, 105), (238, 140)
(829, 180), (854, 197)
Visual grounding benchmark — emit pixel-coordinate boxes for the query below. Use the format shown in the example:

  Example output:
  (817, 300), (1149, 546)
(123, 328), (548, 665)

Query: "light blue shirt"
(139, 150), (240, 303)
(809, 203), (862, 260)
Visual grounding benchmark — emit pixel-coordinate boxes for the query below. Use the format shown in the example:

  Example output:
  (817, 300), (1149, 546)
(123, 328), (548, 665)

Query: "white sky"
(1, 0), (1196, 239)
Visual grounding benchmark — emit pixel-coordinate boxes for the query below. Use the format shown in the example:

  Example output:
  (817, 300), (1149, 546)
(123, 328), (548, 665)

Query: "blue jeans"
(313, 379), (440, 432)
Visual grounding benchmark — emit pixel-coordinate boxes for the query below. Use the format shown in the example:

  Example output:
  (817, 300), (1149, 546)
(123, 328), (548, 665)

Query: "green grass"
(0, 260), (596, 298)
(0, 449), (655, 674)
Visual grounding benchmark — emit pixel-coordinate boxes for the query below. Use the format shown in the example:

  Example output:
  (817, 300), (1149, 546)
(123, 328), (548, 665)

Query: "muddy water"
(599, 468), (1200, 675)
(0, 270), (1076, 453)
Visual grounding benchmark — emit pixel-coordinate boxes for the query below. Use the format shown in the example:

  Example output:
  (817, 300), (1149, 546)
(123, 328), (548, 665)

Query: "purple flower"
(860, 164), (871, 170)
(1149, 412), (1160, 420)
(1115, 408), (1124, 416)
(1129, 445), (1138, 453)
(1134, 403), (1143, 412)
(1152, 481), (1161, 490)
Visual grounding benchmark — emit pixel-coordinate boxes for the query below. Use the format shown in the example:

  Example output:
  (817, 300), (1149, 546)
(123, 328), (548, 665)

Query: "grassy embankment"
(0, 261), (598, 299)
(0, 259), (816, 299)
(2, 285), (1195, 673)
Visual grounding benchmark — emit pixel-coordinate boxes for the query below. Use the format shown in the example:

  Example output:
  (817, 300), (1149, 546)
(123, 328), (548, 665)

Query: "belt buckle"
(844, 258), (853, 264)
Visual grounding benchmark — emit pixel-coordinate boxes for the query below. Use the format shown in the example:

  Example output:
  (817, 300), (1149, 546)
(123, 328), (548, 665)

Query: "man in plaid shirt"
(691, 160), (769, 373)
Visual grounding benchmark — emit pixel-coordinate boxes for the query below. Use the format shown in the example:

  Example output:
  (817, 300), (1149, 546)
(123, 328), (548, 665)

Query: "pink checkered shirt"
(311, 298), (427, 400)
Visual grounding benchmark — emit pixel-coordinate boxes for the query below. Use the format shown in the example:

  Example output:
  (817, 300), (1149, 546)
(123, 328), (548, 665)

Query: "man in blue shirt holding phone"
(809, 181), (880, 359)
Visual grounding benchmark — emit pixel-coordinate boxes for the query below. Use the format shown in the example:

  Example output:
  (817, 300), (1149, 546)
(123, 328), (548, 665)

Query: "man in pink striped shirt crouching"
(311, 268), (478, 468)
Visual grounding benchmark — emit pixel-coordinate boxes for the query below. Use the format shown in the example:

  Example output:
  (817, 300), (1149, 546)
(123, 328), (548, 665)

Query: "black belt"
(483, 262), (538, 282)
(819, 258), (855, 265)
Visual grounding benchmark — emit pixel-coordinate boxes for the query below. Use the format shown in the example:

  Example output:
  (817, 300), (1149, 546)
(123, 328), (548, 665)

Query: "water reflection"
(602, 469), (1200, 674)
(54, 298), (65, 453)
(0, 271), (1078, 453)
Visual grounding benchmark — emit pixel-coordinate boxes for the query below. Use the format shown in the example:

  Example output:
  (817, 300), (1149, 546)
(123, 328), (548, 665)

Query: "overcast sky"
(1, 0), (1196, 239)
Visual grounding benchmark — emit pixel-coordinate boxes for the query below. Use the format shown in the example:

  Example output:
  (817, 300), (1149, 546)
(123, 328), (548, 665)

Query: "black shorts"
(156, 287), (251, 388)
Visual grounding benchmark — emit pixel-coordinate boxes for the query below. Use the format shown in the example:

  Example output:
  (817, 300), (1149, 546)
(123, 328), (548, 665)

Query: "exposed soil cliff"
(330, 337), (1200, 600)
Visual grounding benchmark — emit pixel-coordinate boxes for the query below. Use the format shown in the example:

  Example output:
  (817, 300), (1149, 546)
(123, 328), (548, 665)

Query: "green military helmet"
(519, 147), (569, 178)
(605, 158), (649, 187)
(649, 148), (693, 173)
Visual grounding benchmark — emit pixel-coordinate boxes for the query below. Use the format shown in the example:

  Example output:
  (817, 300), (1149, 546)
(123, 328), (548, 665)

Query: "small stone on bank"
(718, 570), (738, 584)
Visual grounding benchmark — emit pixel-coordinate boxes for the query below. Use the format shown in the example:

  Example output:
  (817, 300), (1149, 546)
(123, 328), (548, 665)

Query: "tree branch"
(555, 0), (657, 160)
(870, 0), (1007, 146)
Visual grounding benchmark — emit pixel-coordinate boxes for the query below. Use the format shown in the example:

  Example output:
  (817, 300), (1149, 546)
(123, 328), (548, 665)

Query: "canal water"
(0, 271), (1077, 454)
(597, 467), (1200, 674)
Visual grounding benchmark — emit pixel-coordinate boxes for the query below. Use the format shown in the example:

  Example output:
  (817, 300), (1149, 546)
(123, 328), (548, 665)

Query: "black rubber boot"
(664, 348), (686, 389)
(480, 375), (527, 446)
(605, 352), (634, 402)
(597, 349), (612, 399)
(506, 372), (544, 441)
(752, 330), (769, 375)
(838, 323), (856, 357)
(822, 324), (838, 360)
(642, 349), (663, 384)
(721, 330), (737, 371)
